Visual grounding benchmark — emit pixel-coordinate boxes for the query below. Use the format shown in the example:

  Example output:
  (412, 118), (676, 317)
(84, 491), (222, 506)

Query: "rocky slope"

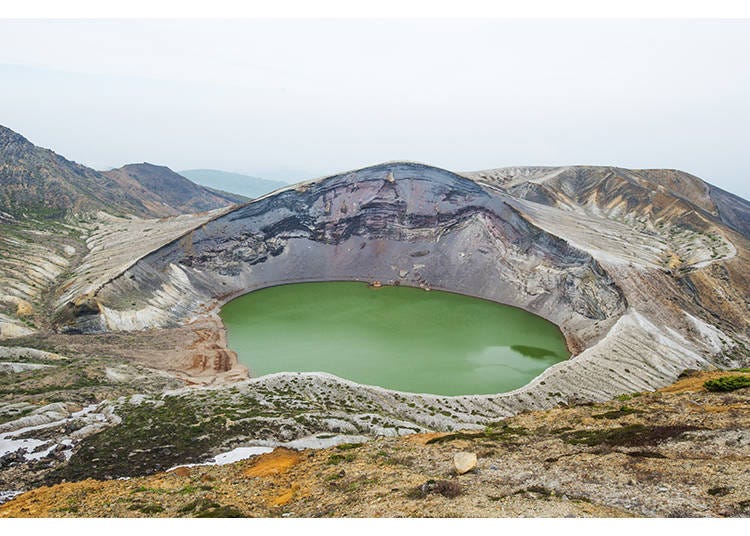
(75, 162), (625, 336)
(1, 370), (748, 518)
(0, 126), (145, 220)
(102, 163), (245, 217)
(465, 165), (750, 243)
(0, 124), (244, 342)
(466, 165), (750, 339)
(0, 125), (242, 220)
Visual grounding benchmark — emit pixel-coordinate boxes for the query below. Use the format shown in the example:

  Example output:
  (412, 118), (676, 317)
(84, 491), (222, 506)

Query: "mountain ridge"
(102, 163), (245, 217)
(465, 165), (750, 240)
(0, 125), (242, 220)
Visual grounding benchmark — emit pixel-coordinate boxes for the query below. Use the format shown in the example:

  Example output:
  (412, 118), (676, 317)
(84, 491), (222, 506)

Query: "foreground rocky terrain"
(1, 370), (748, 518)
(1, 124), (749, 515)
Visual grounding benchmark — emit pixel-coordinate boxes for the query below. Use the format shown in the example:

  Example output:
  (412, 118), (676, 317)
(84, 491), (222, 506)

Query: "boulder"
(453, 452), (477, 474)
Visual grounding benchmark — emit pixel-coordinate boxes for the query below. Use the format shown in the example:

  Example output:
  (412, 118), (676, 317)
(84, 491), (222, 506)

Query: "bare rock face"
(453, 452), (477, 474)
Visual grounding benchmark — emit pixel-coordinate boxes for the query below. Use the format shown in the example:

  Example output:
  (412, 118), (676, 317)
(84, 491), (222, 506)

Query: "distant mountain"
(0, 124), (243, 220)
(179, 169), (287, 199)
(102, 164), (246, 217)
(464, 165), (750, 241)
(0, 125), (151, 219)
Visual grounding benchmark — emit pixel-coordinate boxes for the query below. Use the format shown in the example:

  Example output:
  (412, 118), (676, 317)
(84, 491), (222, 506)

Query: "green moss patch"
(704, 375), (750, 392)
(327, 453), (356, 465)
(129, 503), (165, 514)
(335, 442), (363, 451)
(48, 393), (270, 483)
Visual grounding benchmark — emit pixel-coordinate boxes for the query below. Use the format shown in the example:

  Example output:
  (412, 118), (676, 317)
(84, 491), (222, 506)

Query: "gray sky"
(0, 19), (748, 199)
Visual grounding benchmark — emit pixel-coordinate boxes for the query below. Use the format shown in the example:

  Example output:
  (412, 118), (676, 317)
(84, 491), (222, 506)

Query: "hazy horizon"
(1, 19), (748, 198)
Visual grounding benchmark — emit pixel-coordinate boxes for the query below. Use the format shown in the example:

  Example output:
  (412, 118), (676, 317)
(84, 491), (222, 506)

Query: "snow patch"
(167, 446), (273, 472)
(0, 403), (108, 464)
(0, 491), (23, 505)
(277, 434), (369, 450)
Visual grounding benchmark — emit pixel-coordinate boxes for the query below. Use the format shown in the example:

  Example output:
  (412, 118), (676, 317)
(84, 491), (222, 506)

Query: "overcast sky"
(0, 19), (748, 198)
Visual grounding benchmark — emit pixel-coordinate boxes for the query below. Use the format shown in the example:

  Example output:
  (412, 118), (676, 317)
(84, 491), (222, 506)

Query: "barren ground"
(2, 370), (748, 518)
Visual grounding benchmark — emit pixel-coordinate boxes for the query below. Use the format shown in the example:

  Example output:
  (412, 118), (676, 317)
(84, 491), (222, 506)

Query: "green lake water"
(221, 281), (569, 396)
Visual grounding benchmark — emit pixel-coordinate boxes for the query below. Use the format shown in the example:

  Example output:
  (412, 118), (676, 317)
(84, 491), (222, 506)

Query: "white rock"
(453, 452), (477, 474)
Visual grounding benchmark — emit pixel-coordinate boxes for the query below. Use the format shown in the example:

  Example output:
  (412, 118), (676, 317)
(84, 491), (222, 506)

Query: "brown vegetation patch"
(243, 448), (301, 478)
(661, 371), (749, 394)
